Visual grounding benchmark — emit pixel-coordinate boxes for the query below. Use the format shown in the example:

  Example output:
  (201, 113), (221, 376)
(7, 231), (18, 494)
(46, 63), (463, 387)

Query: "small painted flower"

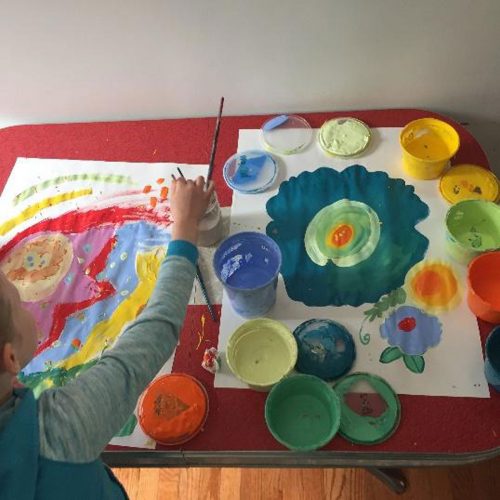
(379, 305), (442, 356)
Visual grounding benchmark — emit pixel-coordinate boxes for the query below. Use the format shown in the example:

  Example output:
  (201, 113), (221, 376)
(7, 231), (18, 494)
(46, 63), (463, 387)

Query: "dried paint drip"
(196, 314), (206, 350)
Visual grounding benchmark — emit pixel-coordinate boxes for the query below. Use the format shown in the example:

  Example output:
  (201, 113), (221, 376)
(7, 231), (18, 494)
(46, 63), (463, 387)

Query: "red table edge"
(1, 109), (498, 464)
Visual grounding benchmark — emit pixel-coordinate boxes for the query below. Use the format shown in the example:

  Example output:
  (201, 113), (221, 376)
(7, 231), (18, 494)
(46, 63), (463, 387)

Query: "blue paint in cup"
(213, 232), (282, 317)
(485, 326), (500, 393)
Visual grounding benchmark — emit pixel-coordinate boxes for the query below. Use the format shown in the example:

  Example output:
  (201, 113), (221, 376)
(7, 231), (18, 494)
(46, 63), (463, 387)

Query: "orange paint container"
(138, 374), (208, 445)
(467, 251), (500, 324)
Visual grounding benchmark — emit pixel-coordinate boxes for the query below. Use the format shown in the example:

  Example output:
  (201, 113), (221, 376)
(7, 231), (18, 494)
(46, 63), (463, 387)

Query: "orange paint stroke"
(150, 197), (158, 208)
(143, 185), (152, 194)
(196, 314), (206, 350)
(156, 178), (165, 184)
(160, 186), (169, 201)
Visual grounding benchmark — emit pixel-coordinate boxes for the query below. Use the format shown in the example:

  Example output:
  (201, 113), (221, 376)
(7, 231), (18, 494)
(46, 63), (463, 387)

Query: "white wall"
(0, 0), (499, 170)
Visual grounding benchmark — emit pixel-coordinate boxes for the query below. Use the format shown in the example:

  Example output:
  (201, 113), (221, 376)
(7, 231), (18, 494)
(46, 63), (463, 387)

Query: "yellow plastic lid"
(439, 164), (499, 204)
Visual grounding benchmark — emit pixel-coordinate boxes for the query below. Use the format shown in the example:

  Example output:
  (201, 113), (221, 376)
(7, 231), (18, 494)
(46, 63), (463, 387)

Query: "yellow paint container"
(439, 164), (499, 204)
(400, 118), (460, 180)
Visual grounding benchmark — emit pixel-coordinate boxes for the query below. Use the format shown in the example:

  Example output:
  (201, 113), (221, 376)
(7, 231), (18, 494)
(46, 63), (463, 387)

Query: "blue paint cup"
(213, 231), (282, 317)
(484, 326), (500, 393)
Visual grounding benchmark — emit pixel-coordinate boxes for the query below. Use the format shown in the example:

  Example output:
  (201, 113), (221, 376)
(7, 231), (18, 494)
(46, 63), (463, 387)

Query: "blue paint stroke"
(265, 165), (429, 306)
(380, 305), (442, 356)
(23, 221), (170, 374)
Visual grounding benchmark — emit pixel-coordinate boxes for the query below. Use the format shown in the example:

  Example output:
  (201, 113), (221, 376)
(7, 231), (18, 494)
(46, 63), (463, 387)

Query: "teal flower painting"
(266, 165), (429, 306)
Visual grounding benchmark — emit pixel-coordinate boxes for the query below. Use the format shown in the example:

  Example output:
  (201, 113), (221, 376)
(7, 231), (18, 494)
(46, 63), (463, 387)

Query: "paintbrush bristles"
(206, 97), (224, 183)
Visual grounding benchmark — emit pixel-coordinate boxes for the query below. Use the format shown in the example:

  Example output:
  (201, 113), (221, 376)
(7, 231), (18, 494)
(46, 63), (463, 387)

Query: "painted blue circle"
(293, 319), (356, 380)
(223, 150), (277, 194)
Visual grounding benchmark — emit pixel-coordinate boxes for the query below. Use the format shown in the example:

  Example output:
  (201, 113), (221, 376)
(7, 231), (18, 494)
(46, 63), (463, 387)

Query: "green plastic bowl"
(265, 374), (341, 451)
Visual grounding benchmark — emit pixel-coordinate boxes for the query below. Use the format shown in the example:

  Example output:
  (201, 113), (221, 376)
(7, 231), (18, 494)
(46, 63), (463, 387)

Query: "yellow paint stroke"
(196, 314), (206, 350)
(59, 248), (164, 370)
(0, 189), (93, 236)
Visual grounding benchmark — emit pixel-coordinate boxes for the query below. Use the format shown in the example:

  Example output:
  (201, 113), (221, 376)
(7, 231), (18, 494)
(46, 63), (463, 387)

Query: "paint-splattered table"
(1, 110), (498, 470)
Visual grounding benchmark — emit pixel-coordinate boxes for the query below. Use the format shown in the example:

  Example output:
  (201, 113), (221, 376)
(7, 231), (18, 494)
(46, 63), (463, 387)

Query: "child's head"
(0, 272), (38, 376)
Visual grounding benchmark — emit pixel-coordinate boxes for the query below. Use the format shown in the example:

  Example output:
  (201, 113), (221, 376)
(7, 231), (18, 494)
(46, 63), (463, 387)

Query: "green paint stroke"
(358, 288), (406, 345)
(18, 359), (98, 398)
(14, 173), (135, 205)
(115, 414), (137, 437)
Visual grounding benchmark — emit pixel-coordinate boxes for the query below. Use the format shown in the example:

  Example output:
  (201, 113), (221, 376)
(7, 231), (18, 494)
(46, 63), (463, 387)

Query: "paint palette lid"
(334, 372), (400, 445)
(439, 164), (499, 203)
(265, 374), (341, 451)
(261, 115), (313, 155)
(318, 117), (371, 157)
(293, 319), (356, 381)
(223, 150), (277, 193)
(138, 373), (208, 446)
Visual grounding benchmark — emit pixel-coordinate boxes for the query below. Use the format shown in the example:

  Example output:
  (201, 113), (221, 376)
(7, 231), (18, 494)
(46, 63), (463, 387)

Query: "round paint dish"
(467, 251), (500, 323)
(265, 374), (341, 451)
(445, 200), (500, 264)
(334, 372), (400, 445)
(293, 319), (356, 380)
(138, 374), (208, 446)
(226, 318), (298, 391)
(439, 164), (499, 204)
(318, 117), (371, 157)
(223, 150), (277, 194)
(261, 115), (313, 155)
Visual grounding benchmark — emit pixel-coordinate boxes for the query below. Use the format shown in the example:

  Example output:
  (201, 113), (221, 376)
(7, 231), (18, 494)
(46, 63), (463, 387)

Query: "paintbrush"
(206, 97), (225, 183)
(171, 171), (218, 323)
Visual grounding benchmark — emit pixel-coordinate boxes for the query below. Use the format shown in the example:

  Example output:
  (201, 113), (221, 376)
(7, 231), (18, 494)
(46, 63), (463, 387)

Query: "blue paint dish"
(293, 319), (356, 380)
(213, 232), (282, 317)
(485, 326), (500, 393)
(223, 150), (277, 194)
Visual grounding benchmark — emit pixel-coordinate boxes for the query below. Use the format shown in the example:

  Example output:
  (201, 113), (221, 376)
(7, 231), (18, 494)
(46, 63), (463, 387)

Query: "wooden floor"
(113, 457), (500, 499)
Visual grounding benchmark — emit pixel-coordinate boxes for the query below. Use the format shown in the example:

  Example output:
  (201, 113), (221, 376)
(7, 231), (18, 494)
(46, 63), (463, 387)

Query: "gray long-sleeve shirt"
(0, 251), (196, 463)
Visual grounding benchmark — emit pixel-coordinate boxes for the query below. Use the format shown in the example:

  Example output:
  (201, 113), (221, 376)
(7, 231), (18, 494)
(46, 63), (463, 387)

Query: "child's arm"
(36, 177), (214, 463)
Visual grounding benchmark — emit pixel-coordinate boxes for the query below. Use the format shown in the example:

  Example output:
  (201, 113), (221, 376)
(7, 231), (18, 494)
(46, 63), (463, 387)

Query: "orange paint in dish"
(138, 374), (208, 445)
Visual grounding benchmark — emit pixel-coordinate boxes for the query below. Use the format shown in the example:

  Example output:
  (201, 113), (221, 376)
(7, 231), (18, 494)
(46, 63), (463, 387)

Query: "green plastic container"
(265, 374), (341, 451)
(445, 200), (500, 264)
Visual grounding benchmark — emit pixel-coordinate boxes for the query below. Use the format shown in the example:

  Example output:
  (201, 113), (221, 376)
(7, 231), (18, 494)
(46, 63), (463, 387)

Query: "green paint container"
(445, 200), (500, 264)
(226, 318), (298, 391)
(265, 374), (341, 451)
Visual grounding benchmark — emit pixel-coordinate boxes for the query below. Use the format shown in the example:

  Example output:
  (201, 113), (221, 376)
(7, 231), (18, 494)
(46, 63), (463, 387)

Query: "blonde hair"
(0, 292), (14, 348)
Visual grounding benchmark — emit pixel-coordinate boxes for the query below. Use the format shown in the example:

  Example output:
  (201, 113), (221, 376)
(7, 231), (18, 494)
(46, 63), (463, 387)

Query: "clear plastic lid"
(261, 114), (313, 155)
(223, 150), (277, 194)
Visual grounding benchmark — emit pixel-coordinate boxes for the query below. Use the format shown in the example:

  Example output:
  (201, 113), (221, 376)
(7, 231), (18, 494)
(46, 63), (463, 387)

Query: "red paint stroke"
(0, 205), (170, 261)
(35, 235), (117, 355)
(398, 317), (417, 332)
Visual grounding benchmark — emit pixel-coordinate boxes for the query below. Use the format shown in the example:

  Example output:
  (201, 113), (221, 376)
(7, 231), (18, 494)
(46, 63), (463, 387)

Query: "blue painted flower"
(266, 165), (429, 306)
(380, 305), (442, 356)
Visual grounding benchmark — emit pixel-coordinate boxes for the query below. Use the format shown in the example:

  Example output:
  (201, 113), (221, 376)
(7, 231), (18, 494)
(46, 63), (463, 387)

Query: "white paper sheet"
(214, 129), (489, 398)
(0, 158), (209, 449)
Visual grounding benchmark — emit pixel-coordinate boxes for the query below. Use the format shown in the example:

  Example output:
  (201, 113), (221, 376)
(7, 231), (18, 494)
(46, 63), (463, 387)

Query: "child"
(0, 176), (214, 499)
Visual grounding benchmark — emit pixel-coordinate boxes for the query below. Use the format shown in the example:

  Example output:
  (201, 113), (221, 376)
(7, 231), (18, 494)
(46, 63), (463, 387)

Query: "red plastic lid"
(138, 373), (208, 445)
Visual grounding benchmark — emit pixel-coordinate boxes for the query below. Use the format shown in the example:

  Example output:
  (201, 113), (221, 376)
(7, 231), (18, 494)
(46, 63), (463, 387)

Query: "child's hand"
(170, 176), (215, 244)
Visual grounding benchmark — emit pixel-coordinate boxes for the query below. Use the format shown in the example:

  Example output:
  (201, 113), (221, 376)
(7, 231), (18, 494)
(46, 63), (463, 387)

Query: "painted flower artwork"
(379, 305), (442, 374)
(266, 165), (430, 306)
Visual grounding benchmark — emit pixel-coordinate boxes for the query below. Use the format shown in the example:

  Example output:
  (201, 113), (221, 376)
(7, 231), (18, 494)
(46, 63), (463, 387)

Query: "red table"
(1, 109), (498, 472)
